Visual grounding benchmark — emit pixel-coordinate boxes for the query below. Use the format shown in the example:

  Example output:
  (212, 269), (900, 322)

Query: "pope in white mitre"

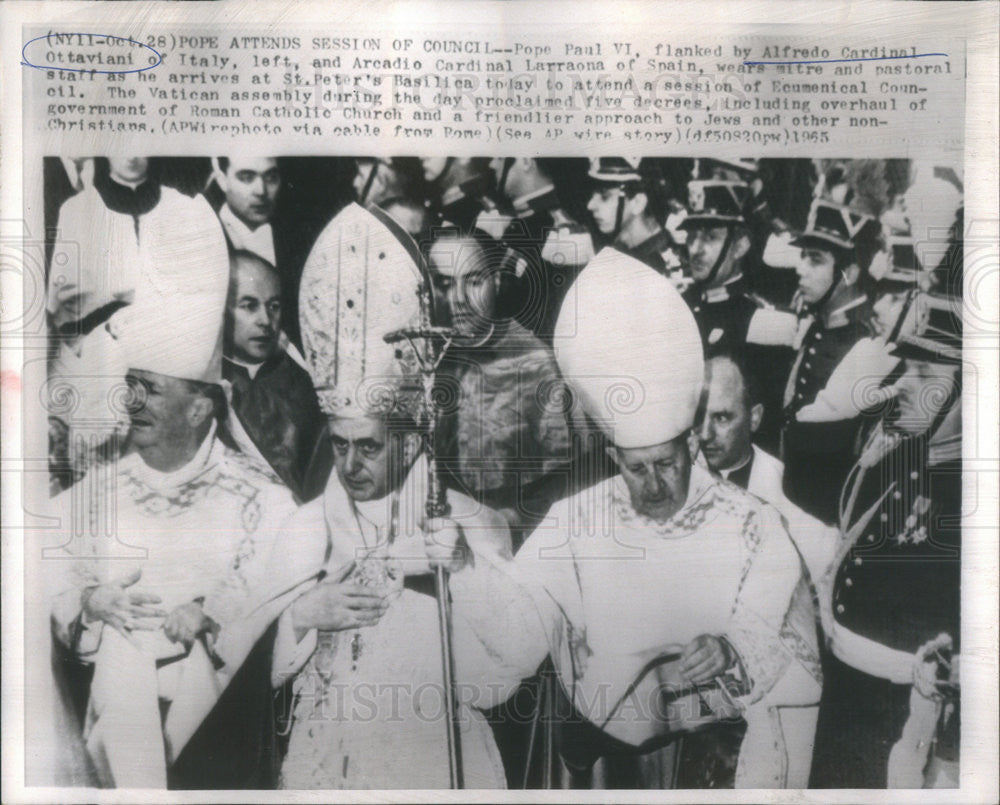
(46, 231), (298, 788)
(477, 248), (822, 788)
(264, 204), (519, 789)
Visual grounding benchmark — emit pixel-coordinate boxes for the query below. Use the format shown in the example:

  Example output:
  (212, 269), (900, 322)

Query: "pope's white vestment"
(268, 454), (519, 789)
(48, 424), (298, 788)
(478, 462), (823, 788)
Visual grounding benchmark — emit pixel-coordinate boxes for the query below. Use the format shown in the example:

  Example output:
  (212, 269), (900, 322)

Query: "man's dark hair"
(704, 348), (762, 410)
(425, 225), (508, 278)
(217, 157), (230, 173)
(425, 225), (522, 320)
(634, 159), (671, 223)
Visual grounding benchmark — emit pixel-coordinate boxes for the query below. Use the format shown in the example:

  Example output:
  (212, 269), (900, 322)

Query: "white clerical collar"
(109, 174), (145, 190)
(130, 420), (219, 491)
(346, 453), (427, 543)
(227, 355), (266, 379)
(62, 157), (91, 191)
(718, 449), (753, 479)
(219, 203), (275, 265)
(353, 495), (392, 534)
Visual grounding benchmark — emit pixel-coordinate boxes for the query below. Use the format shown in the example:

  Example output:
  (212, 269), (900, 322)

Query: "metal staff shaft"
(386, 319), (462, 788)
(423, 364), (463, 790)
(436, 562), (462, 787)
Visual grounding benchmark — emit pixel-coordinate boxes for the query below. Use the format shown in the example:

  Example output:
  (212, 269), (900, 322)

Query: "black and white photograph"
(2, 1), (997, 802)
(37, 153), (965, 790)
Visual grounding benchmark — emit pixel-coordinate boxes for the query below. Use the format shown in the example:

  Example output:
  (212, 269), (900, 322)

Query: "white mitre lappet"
(299, 203), (424, 420)
(107, 211), (230, 384)
(553, 247), (704, 448)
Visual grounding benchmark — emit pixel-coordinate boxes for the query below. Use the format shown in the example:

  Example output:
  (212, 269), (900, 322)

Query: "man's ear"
(187, 395), (214, 428)
(749, 403), (764, 434)
(732, 231), (752, 262)
(211, 157), (228, 193)
(627, 191), (649, 217)
(841, 262), (861, 286)
(605, 445), (620, 465)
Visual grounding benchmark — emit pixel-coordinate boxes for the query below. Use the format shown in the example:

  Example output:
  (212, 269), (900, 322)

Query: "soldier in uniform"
(585, 157), (680, 276)
(353, 157), (414, 208)
(678, 179), (798, 452)
(352, 157), (429, 239)
(810, 292), (961, 788)
(478, 157), (594, 342)
(421, 157), (495, 231)
(781, 198), (877, 524)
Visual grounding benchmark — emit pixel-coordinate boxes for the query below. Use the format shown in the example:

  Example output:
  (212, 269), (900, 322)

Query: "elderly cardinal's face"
(610, 433), (692, 523)
(124, 369), (201, 452)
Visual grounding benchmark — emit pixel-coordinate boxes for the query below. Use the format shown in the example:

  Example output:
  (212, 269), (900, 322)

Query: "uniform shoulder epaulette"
(745, 291), (777, 310)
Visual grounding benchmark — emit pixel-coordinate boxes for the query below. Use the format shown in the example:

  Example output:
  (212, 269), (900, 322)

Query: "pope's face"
(421, 157), (449, 182)
(220, 157), (280, 228)
(698, 357), (757, 472)
(330, 416), (406, 502)
(587, 185), (624, 235)
(795, 247), (838, 305)
(612, 435), (692, 523)
(109, 157), (149, 185)
(687, 225), (740, 285)
(428, 237), (498, 338)
(124, 369), (200, 450)
(227, 258), (281, 364)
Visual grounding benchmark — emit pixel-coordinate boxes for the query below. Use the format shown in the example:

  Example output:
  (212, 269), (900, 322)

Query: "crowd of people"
(42, 153), (963, 790)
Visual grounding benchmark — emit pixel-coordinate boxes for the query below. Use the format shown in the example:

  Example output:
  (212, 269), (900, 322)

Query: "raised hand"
(81, 568), (166, 645)
(291, 565), (390, 635)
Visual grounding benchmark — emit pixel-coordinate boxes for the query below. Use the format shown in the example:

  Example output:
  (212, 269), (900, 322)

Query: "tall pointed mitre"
(110, 204), (230, 383)
(553, 247), (704, 448)
(299, 203), (423, 418)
